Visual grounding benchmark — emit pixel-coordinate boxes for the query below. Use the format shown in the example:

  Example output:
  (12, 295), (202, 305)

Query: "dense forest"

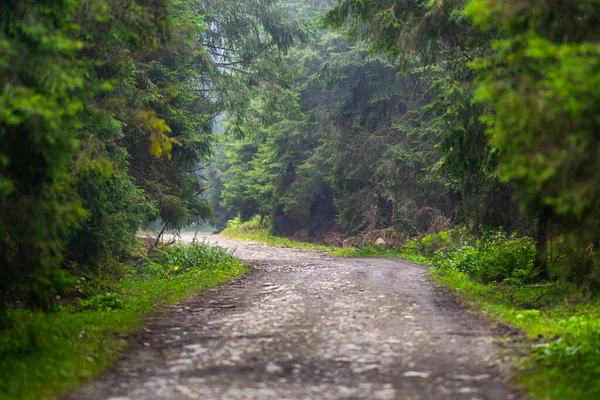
(1, 0), (599, 310)
(210, 0), (600, 285)
(0, 0), (307, 313)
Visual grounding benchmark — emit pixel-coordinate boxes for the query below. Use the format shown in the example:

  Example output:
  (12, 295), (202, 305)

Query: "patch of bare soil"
(66, 233), (522, 400)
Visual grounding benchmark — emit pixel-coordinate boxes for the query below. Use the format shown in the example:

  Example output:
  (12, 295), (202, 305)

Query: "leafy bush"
(67, 166), (155, 271)
(401, 238), (422, 254)
(409, 227), (472, 256)
(405, 229), (536, 285)
(434, 233), (535, 284)
(78, 293), (124, 312)
(138, 241), (242, 278)
(421, 230), (452, 257)
(223, 215), (269, 233)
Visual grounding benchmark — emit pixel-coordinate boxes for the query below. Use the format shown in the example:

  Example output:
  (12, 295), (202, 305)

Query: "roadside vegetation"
(0, 242), (246, 400)
(221, 216), (332, 251)
(0, 0), (305, 318)
(414, 230), (600, 400)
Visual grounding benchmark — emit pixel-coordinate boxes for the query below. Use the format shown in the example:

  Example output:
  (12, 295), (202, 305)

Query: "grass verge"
(0, 242), (247, 400)
(331, 245), (431, 265)
(220, 225), (332, 252)
(429, 267), (600, 400)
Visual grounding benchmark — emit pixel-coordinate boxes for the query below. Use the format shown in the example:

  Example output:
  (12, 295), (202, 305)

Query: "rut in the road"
(66, 234), (521, 400)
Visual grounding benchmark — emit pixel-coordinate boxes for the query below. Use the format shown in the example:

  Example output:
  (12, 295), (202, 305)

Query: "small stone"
(403, 371), (431, 378)
(374, 388), (396, 400)
(265, 362), (283, 374)
(458, 387), (479, 393)
(450, 374), (491, 381)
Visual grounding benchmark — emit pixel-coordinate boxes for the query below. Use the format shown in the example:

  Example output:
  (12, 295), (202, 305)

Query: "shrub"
(418, 226), (473, 256)
(78, 293), (124, 312)
(432, 232), (536, 284)
(421, 231), (452, 257)
(138, 241), (242, 278)
(224, 215), (269, 233)
(407, 229), (536, 285)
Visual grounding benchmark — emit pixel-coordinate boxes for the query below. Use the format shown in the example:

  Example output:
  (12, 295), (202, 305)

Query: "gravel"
(66, 233), (522, 400)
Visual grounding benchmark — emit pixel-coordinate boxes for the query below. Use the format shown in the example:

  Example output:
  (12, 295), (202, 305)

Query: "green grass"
(0, 243), (247, 400)
(331, 245), (431, 265)
(429, 267), (600, 400)
(220, 225), (333, 252)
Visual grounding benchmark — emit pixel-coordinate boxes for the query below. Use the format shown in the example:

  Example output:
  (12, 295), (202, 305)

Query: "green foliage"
(430, 266), (600, 399)
(467, 0), (600, 254)
(434, 233), (537, 284)
(220, 216), (332, 251)
(0, 243), (246, 400)
(0, 0), (89, 311)
(223, 215), (270, 233)
(68, 162), (154, 267)
(421, 230), (454, 257)
(78, 293), (124, 312)
(0, 0), (306, 313)
(141, 241), (244, 277)
(532, 316), (600, 399)
(392, 229), (537, 284)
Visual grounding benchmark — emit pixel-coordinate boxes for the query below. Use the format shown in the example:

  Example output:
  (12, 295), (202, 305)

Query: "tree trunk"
(448, 191), (463, 222)
(535, 206), (551, 280)
(155, 221), (169, 247)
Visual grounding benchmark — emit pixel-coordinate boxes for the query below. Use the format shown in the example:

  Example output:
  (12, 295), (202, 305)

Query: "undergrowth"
(0, 242), (246, 400)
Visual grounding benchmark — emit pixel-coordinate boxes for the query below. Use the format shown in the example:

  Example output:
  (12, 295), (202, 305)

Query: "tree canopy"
(0, 0), (304, 312)
(210, 0), (600, 281)
(1, 0), (599, 312)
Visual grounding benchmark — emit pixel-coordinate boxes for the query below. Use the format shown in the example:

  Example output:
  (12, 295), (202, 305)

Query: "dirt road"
(67, 233), (521, 400)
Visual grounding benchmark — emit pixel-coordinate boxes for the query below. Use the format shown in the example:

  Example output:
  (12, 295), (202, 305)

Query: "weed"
(78, 293), (124, 312)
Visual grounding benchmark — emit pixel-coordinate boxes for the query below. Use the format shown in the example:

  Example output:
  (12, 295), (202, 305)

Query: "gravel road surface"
(66, 233), (521, 400)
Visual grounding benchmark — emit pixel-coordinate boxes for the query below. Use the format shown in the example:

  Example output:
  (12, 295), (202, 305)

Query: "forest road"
(66, 233), (522, 400)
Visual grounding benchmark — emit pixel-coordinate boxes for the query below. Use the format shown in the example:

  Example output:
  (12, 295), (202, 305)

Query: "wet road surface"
(66, 233), (521, 400)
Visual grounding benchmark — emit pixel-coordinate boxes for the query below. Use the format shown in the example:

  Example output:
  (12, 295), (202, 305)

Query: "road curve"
(66, 233), (521, 400)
